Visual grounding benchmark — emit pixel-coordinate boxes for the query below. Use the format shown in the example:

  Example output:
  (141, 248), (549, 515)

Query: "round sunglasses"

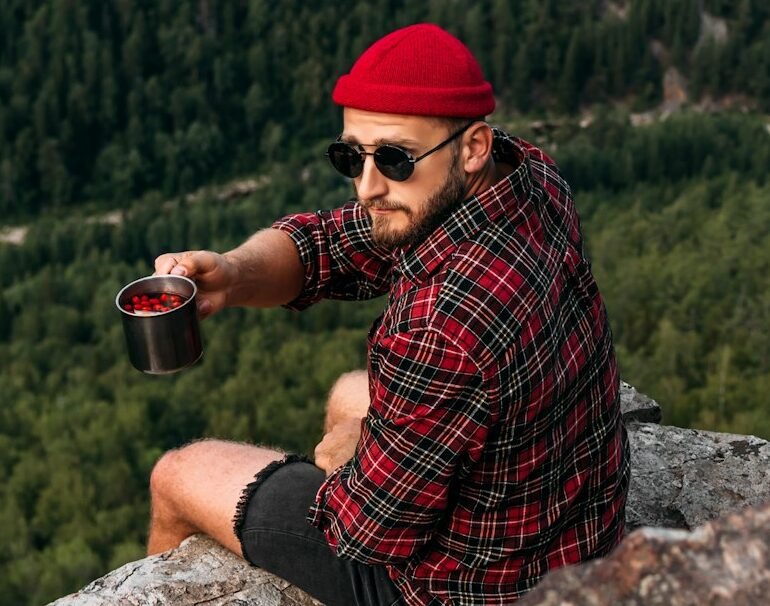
(326, 121), (474, 182)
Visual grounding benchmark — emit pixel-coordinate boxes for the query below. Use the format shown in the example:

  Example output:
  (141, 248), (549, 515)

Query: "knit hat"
(332, 23), (495, 118)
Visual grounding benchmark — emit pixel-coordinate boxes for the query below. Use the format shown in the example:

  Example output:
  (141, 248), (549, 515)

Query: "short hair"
(428, 116), (486, 133)
(428, 116), (487, 159)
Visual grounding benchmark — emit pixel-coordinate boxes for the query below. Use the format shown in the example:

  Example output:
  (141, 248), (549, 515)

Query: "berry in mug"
(123, 292), (187, 316)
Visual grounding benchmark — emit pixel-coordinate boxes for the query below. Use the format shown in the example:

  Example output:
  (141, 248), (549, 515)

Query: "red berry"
(132, 295), (140, 303)
(124, 304), (133, 311)
(160, 294), (168, 302)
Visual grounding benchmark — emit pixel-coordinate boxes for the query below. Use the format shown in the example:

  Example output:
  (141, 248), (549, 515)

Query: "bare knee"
(150, 448), (178, 501)
(149, 440), (212, 517)
(325, 370), (370, 432)
(148, 439), (285, 556)
(150, 447), (181, 519)
(147, 440), (211, 553)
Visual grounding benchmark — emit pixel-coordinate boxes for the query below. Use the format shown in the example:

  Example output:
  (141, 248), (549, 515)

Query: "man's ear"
(461, 122), (494, 175)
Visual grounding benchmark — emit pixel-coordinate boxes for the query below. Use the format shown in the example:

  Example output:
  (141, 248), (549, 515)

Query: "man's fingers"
(154, 251), (213, 278)
(154, 252), (182, 275)
(185, 252), (221, 277)
(153, 251), (228, 319)
(196, 298), (214, 319)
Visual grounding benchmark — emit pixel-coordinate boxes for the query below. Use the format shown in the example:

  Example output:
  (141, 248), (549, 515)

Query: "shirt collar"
(396, 129), (535, 284)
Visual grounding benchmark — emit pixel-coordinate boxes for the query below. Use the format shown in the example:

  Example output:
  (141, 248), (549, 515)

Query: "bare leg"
(323, 370), (370, 433)
(148, 371), (370, 556)
(147, 439), (284, 556)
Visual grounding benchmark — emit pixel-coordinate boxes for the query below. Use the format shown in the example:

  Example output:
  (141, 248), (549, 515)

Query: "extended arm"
(222, 228), (305, 307)
(154, 228), (304, 317)
(155, 202), (393, 317)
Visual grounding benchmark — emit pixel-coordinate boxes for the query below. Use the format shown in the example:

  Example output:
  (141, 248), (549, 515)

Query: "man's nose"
(355, 154), (388, 202)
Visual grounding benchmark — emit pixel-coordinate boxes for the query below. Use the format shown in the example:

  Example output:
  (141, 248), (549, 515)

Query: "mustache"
(358, 198), (411, 213)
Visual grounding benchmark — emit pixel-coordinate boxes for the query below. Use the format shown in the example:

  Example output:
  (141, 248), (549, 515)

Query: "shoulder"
(427, 231), (552, 369)
(492, 128), (574, 204)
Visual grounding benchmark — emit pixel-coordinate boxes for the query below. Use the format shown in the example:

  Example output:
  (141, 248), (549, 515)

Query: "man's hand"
(314, 417), (363, 476)
(154, 250), (237, 319)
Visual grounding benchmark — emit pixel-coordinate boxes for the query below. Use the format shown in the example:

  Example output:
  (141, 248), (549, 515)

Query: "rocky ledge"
(51, 384), (770, 605)
(518, 503), (770, 605)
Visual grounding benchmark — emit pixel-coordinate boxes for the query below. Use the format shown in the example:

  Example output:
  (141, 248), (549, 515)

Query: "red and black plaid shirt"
(273, 129), (630, 605)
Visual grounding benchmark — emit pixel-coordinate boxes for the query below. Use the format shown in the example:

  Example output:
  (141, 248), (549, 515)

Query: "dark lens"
(374, 146), (414, 182)
(326, 143), (363, 178)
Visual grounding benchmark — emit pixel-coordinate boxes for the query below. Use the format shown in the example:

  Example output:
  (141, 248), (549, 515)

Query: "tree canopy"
(1, 0), (768, 219)
(1, 1), (770, 604)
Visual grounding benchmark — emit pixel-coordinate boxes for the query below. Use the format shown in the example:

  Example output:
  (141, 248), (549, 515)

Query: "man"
(148, 23), (630, 606)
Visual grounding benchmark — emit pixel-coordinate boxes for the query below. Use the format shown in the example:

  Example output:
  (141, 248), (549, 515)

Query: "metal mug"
(115, 275), (203, 374)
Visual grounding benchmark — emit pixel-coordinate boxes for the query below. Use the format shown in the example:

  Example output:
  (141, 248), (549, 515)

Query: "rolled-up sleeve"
(272, 201), (394, 310)
(308, 328), (490, 564)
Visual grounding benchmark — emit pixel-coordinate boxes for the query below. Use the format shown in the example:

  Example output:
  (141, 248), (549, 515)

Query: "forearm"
(223, 228), (304, 308)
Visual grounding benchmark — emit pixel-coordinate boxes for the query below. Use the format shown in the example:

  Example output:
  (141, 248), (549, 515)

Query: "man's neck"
(464, 157), (512, 199)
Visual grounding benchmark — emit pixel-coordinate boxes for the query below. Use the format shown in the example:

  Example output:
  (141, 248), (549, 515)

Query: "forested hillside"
(1, 0), (769, 218)
(1, 1), (769, 604)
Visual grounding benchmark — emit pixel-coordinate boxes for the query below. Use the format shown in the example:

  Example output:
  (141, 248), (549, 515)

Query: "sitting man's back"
(278, 128), (629, 604)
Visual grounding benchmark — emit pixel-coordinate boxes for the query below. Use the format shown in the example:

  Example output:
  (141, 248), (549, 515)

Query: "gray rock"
(49, 386), (770, 606)
(620, 381), (662, 423)
(626, 423), (770, 530)
(49, 534), (322, 606)
(517, 500), (770, 606)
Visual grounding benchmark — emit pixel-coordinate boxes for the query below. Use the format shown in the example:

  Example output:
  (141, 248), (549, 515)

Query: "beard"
(359, 156), (467, 249)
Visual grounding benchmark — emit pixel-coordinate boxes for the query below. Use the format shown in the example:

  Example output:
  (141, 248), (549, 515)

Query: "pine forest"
(1, 1), (769, 603)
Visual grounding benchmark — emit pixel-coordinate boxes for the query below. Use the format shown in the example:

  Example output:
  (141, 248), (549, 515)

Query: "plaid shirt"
(273, 129), (630, 605)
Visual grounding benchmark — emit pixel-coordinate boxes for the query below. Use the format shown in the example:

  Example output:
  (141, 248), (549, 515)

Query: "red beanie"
(333, 23), (495, 118)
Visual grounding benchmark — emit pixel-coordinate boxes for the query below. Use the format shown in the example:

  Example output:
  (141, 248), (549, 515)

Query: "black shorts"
(233, 454), (405, 606)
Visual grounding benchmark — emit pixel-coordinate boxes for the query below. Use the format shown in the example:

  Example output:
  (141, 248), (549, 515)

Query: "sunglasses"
(326, 121), (474, 182)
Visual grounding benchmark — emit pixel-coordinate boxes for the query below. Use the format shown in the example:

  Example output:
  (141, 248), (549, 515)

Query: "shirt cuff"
(271, 215), (322, 311)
